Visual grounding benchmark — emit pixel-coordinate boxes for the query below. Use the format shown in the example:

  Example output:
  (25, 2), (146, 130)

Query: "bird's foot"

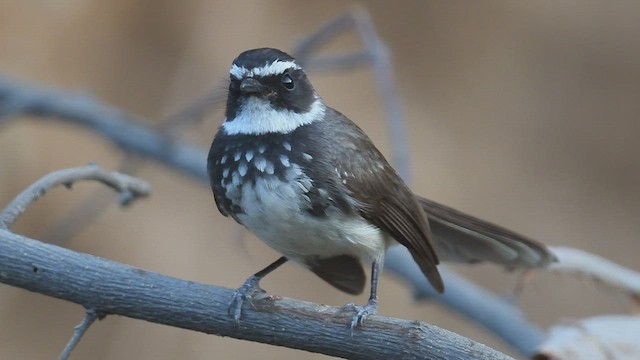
(340, 298), (378, 334)
(228, 275), (265, 322)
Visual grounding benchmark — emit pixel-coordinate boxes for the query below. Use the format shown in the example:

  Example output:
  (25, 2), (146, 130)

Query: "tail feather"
(307, 255), (366, 295)
(417, 196), (556, 269)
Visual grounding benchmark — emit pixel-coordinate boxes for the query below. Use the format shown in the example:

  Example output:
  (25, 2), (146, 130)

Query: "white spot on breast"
(302, 153), (313, 161)
(289, 165), (304, 177)
(279, 154), (290, 167)
(221, 155), (228, 164)
(283, 141), (292, 151)
(234, 152), (242, 161)
(238, 162), (248, 177)
(265, 161), (275, 175)
(245, 150), (254, 162)
(222, 168), (230, 178)
(258, 144), (266, 154)
(342, 179), (347, 184)
(254, 157), (267, 172)
(232, 171), (242, 186)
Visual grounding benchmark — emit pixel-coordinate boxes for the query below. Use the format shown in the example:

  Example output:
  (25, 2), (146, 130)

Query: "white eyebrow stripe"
(230, 61), (301, 79)
(229, 65), (247, 79)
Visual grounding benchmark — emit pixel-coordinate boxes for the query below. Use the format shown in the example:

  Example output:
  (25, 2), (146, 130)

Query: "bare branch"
(58, 310), (99, 360)
(159, 85), (227, 133)
(386, 246), (544, 355)
(0, 164), (150, 229)
(293, 12), (358, 63)
(301, 52), (371, 73)
(0, 229), (513, 360)
(548, 246), (640, 296)
(0, 76), (206, 178)
(41, 157), (145, 244)
(351, 8), (413, 182)
(0, 75), (541, 355)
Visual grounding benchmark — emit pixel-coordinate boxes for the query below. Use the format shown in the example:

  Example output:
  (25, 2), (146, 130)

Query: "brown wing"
(335, 144), (444, 293)
(418, 196), (556, 268)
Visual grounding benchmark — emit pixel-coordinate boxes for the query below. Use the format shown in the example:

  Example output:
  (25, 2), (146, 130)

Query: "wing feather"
(331, 130), (444, 292)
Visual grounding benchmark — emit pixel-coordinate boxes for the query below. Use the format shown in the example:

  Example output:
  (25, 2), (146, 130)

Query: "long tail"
(417, 196), (556, 269)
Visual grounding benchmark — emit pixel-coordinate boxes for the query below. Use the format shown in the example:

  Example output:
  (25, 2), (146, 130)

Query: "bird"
(207, 48), (555, 329)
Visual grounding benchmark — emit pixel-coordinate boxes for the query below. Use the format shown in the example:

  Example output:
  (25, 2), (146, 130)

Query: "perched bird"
(208, 48), (555, 329)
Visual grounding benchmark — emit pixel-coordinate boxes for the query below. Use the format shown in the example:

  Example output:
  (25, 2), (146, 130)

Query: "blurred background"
(1, 1), (639, 359)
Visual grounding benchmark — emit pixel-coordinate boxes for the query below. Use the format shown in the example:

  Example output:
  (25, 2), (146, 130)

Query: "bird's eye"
(281, 73), (294, 90)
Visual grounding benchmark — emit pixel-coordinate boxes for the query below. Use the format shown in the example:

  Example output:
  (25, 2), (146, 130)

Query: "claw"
(228, 275), (264, 321)
(340, 298), (378, 334)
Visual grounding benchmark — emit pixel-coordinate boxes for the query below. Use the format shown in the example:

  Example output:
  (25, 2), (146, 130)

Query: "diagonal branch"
(0, 229), (513, 360)
(0, 76), (206, 178)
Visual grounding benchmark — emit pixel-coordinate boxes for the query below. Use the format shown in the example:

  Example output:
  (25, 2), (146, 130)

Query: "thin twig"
(58, 309), (99, 360)
(0, 164), (150, 229)
(301, 52), (371, 73)
(159, 84), (227, 133)
(548, 246), (640, 296)
(42, 157), (144, 243)
(351, 8), (412, 182)
(293, 12), (357, 63)
(0, 229), (514, 360)
(40, 83), (223, 243)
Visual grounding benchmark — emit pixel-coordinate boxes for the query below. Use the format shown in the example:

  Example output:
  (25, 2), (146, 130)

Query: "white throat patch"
(230, 61), (301, 79)
(223, 98), (325, 135)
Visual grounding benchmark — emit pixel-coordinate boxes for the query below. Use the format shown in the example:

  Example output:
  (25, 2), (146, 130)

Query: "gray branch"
(0, 164), (150, 229)
(58, 310), (98, 360)
(0, 229), (513, 360)
(0, 76), (206, 179)
(548, 246), (640, 295)
(386, 247), (544, 354)
(0, 75), (541, 356)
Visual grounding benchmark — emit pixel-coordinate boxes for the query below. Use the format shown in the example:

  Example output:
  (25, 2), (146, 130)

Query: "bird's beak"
(240, 78), (266, 95)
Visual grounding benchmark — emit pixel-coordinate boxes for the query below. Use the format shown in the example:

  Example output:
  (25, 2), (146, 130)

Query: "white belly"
(234, 175), (388, 265)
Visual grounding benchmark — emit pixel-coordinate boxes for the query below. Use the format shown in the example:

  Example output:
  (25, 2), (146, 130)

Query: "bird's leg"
(228, 256), (288, 321)
(341, 260), (380, 333)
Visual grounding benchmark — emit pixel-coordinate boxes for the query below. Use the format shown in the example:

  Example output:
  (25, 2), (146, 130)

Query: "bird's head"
(222, 48), (325, 136)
